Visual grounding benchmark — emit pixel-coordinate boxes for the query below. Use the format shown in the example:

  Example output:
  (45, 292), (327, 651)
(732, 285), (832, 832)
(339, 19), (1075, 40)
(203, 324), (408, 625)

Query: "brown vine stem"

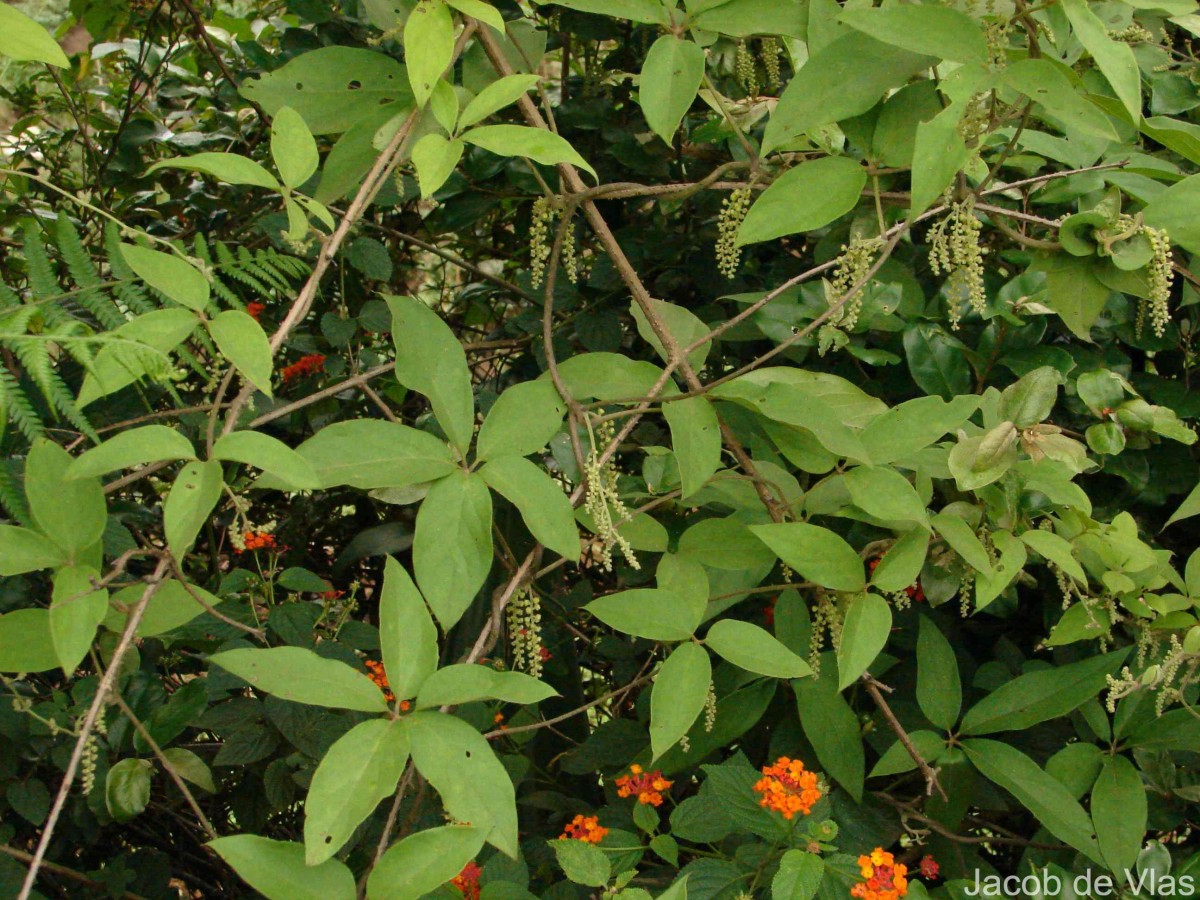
(861, 673), (947, 801)
(0, 844), (149, 900)
(217, 23), (478, 439)
(482, 672), (655, 740)
(108, 690), (217, 839)
(872, 792), (1069, 851)
(18, 558), (172, 900)
(475, 26), (787, 525)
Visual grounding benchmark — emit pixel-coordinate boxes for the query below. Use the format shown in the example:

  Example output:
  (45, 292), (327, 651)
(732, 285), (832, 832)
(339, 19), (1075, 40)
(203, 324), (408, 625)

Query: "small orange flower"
(281, 353), (326, 384)
(851, 848), (908, 900)
(451, 860), (481, 899)
(561, 814), (608, 843)
(614, 764), (672, 807)
(241, 531), (277, 552)
(246, 301), (266, 321)
(398, 699), (411, 712)
(753, 757), (822, 819)
(365, 660), (396, 703)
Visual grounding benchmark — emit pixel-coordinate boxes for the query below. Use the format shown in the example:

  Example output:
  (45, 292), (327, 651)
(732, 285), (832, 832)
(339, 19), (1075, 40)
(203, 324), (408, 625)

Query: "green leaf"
(860, 395), (980, 466)
(772, 850), (824, 900)
(749, 523), (865, 592)
(903, 324), (971, 399)
(947, 424), (1019, 493)
(1166, 482), (1200, 529)
(0, 4), (70, 66)
(461, 124), (597, 179)
(931, 512), (994, 576)
(1144, 173), (1200, 254)
(909, 101), (971, 219)
(102, 579), (218, 637)
(161, 748), (216, 793)
(207, 310), (274, 398)
(630, 297), (711, 371)
(705, 620), (812, 679)
(411, 133), (465, 198)
(271, 106), (319, 189)
(916, 617), (961, 730)
(530, 0), (668, 24)
(999, 366), (1061, 427)
(691, 0), (805, 36)
(304, 718), (410, 864)
(962, 739), (1103, 864)
(368, 825), (488, 900)
(106, 758), (153, 822)
(414, 471), (493, 629)
(405, 1), (454, 108)
(650, 642), (712, 761)
(1027, 253), (1111, 341)
(379, 557), (438, 703)
(211, 431), (320, 490)
(241, 47), (413, 135)
(663, 397), (722, 500)
(147, 152), (281, 189)
(1092, 754), (1146, 874)
(0, 609), (59, 673)
(289, 420), (456, 490)
(870, 529), (928, 594)
(1061, 0), (1142, 123)
(736, 157), (866, 246)
(120, 244), (210, 312)
(586, 589), (701, 641)
(406, 710), (519, 857)
(959, 649), (1128, 735)
(78, 308), (201, 407)
(445, 0), (504, 31)
(762, 32), (933, 155)
(387, 294), (475, 453)
(838, 5), (986, 63)
(164, 459), (224, 558)
(1003, 59), (1118, 142)
(639, 36), (705, 145)
(793, 662), (864, 801)
(551, 839), (611, 887)
(27, 438), (106, 555)
(477, 380), (565, 461)
(869, 730), (945, 778)
(552, 352), (664, 402)
(66, 425), (196, 479)
(844, 465), (929, 526)
(209, 647), (389, 713)
(1020, 529), (1087, 584)
(973, 529), (1027, 610)
(479, 455), (579, 561)
(49, 566), (108, 674)
(209, 836), (356, 900)
(0, 526), (67, 575)
(835, 593), (892, 691)
(416, 664), (557, 709)
(459, 73), (540, 129)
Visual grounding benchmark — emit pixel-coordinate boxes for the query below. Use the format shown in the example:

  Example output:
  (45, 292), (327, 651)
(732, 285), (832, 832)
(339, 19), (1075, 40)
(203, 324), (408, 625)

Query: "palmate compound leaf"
(379, 557), (439, 703)
(367, 825), (488, 900)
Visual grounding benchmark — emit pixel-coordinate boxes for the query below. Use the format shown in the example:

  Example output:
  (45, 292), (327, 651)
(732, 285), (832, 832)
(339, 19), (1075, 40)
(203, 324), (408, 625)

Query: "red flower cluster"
(246, 301), (266, 321)
(451, 861), (481, 899)
(281, 353), (325, 384)
(241, 531), (277, 552)
(919, 855), (939, 879)
(615, 764), (672, 806)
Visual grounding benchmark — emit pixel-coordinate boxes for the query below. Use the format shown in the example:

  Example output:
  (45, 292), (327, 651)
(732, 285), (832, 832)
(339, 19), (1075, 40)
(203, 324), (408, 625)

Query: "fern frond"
(0, 457), (33, 527)
(0, 368), (46, 443)
(22, 223), (69, 329)
(10, 336), (58, 404)
(46, 369), (98, 442)
(57, 216), (126, 330)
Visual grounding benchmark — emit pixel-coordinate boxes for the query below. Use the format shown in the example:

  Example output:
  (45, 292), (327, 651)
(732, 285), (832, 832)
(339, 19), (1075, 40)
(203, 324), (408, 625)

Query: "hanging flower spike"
(851, 847), (909, 900)
(561, 814), (608, 843)
(753, 756), (822, 819)
(614, 764), (673, 806)
(451, 860), (482, 900)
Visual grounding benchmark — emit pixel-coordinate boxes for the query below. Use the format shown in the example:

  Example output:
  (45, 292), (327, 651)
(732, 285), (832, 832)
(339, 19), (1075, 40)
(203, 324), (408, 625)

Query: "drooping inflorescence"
(928, 200), (986, 329)
(507, 586), (545, 679)
(716, 188), (752, 279)
(583, 419), (639, 571)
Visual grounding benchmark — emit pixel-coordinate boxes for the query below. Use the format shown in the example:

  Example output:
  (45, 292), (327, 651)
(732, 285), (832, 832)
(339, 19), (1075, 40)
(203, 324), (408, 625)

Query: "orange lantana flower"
(851, 847), (909, 900)
(753, 757), (822, 819)
(561, 814), (608, 843)
(614, 764), (672, 806)
(242, 531), (277, 552)
(365, 660), (396, 703)
(451, 860), (481, 899)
